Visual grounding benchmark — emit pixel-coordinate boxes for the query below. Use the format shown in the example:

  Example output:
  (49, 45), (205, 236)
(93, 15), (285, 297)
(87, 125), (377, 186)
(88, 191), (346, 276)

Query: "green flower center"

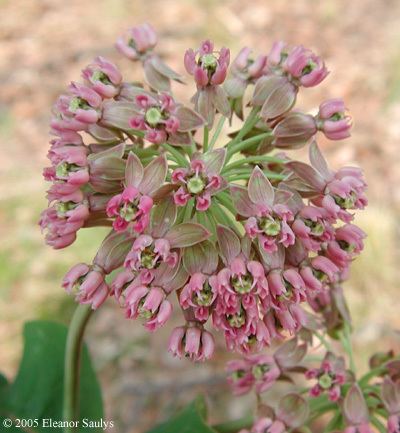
(301, 60), (317, 76)
(91, 70), (112, 84)
(201, 53), (218, 71)
(119, 202), (139, 222)
(56, 162), (80, 178)
(337, 240), (355, 253)
(252, 364), (270, 380)
(318, 373), (333, 390)
(56, 201), (76, 217)
(145, 107), (163, 127)
(141, 247), (157, 269)
(227, 309), (246, 328)
(260, 216), (281, 236)
(193, 282), (214, 306)
(278, 280), (293, 302)
(313, 269), (328, 283)
(231, 274), (253, 294)
(187, 176), (205, 194)
(329, 112), (344, 121)
(304, 219), (324, 236)
(333, 193), (356, 209)
(69, 97), (89, 112)
(138, 299), (153, 319)
(232, 369), (246, 381)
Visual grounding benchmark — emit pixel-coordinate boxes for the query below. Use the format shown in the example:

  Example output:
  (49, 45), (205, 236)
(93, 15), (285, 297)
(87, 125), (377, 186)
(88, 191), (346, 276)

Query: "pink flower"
(62, 264), (110, 310)
(283, 45), (329, 87)
(388, 414), (400, 433)
(172, 150), (226, 212)
(128, 92), (203, 145)
(124, 234), (178, 272)
(326, 224), (366, 268)
(292, 206), (333, 252)
(185, 40), (231, 125)
(306, 352), (346, 402)
(225, 47), (267, 109)
(246, 353), (281, 393)
(232, 168), (295, 253)
(287, 142), (367, 223)
(116, 24), (183, 92)
(267, 41), (288, 69)
(45, 144), (89, 186)
(179, 273), (218, 321)
(123, 283), (172, 331)
(50, 81), (103, 136)
(267, 267), (306, 308)
(39, 200), (89, 249)
(168, 325), (215, 362)
(232, 47), (267, 80)
(110, 269), (135, 299)
(185, 40), (230, 88)
(115, 23), (157, 60)
(82, 56), (122, 98)
(213, 258), (270, 353)
(106, 153), (168, 233)
(317, 98), (352, 140)
(106, 186), (153, 233)
(226, 359), (255, 395)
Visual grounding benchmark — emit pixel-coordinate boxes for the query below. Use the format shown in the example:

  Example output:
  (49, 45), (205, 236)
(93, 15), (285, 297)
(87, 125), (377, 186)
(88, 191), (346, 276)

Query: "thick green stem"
(226, 132), (273, 161)
(162, 143), (189, 167)
(313, 331), (332, 351)
(203, 126), (210, 153)
(63, 304), (93, 432)
(222, 155), (284, 174)
(209, 116), (226, 151)
(227, 107), (259, 146)
(340, 324), (356, 373)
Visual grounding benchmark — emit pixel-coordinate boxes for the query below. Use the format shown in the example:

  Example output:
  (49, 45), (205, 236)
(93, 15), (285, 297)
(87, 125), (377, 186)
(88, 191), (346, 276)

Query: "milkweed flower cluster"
(39, 23), (396, 432)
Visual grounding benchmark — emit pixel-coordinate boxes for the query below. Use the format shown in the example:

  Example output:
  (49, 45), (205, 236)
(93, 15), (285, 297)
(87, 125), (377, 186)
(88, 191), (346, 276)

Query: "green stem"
(183, 198), (195, 222)
(162, 143), (189, 167)
(226, 171), (286, 182)
(63, 304), (93, 432)
(226, 132), (273, 161)
(359, 366), (388, 386)
(203, 126), (210, 153)
(371, 416), (387, 433)
(339, 324), (356, 373)
(209, 116), (226, 151)
(313, 331), (332, 351)
(228, 107), (259, 145)
(215, 192), (236, 214)
(222, 155), (284, 174)
(209, 202), (238, 232)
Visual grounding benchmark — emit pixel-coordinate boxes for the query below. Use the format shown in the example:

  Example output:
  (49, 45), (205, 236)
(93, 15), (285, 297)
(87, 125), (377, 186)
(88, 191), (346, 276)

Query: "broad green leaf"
(248, 166), (274, 206)
(2, 321), (103, 433)
(166, 223), (210, 248)
(146, 396), (216, 433)
(125, 151), (144, 187)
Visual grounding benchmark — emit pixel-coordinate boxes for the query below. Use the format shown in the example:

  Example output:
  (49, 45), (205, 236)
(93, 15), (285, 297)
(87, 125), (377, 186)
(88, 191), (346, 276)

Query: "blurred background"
(1, 0), (400, 431)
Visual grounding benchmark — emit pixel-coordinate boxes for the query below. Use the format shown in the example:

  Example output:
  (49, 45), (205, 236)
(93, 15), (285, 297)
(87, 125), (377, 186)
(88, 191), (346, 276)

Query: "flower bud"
(273, 113), (317, 149)
(316, 98), (352, 140)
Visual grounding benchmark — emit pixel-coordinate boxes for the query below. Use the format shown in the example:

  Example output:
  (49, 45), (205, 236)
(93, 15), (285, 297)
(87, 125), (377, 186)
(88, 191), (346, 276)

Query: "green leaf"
(146, 396), (216, 433)
(166, 223), (210, 248)
(2, 321), (103, 433)
(0, 372), (9, 409)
